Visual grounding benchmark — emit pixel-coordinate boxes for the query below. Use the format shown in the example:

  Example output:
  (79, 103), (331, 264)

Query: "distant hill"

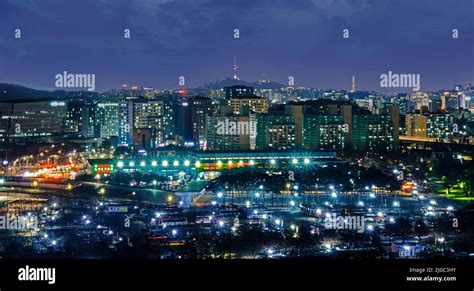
(0, 83), (98, 101)
(0, 79), (287, 101)
(200, 77), (285, 90)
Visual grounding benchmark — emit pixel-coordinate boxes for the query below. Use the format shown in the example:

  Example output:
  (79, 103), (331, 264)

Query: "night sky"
(0, 0), (472, 92)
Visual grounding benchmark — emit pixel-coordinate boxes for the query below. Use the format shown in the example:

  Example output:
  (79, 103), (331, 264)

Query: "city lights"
(0, 1), (471, 273)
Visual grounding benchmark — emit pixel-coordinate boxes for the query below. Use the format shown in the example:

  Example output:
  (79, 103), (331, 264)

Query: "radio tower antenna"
(233, 56), (239, 80)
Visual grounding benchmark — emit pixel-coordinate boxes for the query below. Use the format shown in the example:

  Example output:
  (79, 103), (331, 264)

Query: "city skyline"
(1, 2), (474, 288)
(0, 75), (472, 97)
(0, 0), (473, 92)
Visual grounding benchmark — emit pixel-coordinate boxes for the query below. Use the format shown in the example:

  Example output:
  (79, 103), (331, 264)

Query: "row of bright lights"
(116, 158), (312, 168)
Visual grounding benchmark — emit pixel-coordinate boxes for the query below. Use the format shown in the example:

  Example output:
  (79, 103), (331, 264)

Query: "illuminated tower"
(351, 75), (356, 92)
(233, 56), (239, 80)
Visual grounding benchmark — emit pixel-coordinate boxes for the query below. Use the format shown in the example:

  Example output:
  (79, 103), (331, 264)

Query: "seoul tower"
(233, 56), (240, 80)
